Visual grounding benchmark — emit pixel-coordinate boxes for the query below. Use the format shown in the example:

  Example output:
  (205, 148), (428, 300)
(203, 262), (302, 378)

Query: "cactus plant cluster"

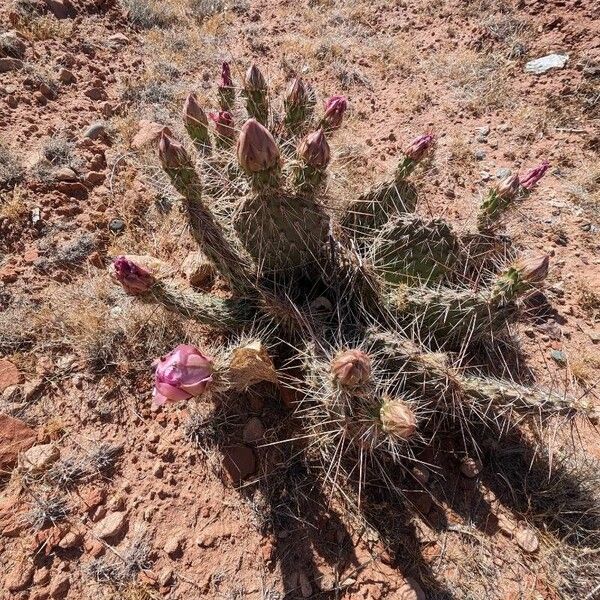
(112, 63), (592, 499)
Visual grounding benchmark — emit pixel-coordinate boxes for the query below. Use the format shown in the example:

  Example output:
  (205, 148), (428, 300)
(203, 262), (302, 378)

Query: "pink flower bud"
(515, 254), (550, 283)
(330, 349), (372, 388)
(158, 131), (190, 170)
(152, 344), (213, 408)
(519, 160), (550, 190)
(237, 118), (280, 174)
(379, 398), (416, 440)
(298, 128), (330, 169)
(323, 95), (347, 129)
(220, 61), (233, 88)
(244, 64), (267, 92)
(403, 133), (434, 162)
(286, 77), (307, 107)
(495, 173), (520, 200)
(182, 92), (208, 128)
(111, 256), (155, 295)
(209, 110), (235, 138)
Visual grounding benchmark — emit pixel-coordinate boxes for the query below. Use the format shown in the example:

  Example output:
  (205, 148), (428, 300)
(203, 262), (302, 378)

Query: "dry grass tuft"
(0, 143), (24, 190)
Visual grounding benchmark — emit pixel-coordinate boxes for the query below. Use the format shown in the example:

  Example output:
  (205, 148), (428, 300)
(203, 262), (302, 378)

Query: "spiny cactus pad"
(112, 63), (584, 503)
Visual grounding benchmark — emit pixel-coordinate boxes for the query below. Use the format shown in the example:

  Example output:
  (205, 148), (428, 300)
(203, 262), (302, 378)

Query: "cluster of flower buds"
(111, 256), (155, 295)
(182, 92), (209, 145)
(330, 349), (372, 388)
(152, 344), (213, 408)
(322, 95), (347, 130)
(243, 64), (269, 124)
(218, 62), (235, 111)
(209, 110), (235, 144)
(396, 133), (435, 179)
(237, 118), (280, 185)
(379, 397), (417, 440)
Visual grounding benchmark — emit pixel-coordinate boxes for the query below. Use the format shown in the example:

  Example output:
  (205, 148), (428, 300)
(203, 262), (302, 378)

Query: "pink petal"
(181, 376), (212, 396)
(155, 381), (191, 402)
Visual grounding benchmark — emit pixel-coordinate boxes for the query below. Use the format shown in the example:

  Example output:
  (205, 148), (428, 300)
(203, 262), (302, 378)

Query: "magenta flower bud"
(380, 398), (417, 440)
(519, 160), (550, 191)
(403, 133), (434, 162)
(298, 128), (330, 169)
(158, 131), (190, 170)
(237, 118), (280, 174)
(323, 95), (347, 129)
(331, 349), (372, 388)
(495, 173), (520, 200)
(152, 344), (214, 408)
(111, 256), (155, 295)
(220, 61), (233, 88)
(244, 64), (267, 92)
(182, 92), (208, 129)
(209, 110), (235, 138)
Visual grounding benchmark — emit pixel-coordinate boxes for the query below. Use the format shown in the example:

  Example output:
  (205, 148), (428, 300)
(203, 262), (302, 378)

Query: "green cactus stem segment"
(244, 89), (269, 124)
(293, 163), (326, 194)
(233, 190), (331, 276)
(366, 332), (588, 418)
(340, 178), (418, 239)
(161, 159), (254, 296)
(371, 215), (460, 284)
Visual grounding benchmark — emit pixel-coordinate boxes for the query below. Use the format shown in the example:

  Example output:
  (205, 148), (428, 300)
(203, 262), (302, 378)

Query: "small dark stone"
(109, 219), (125, 235)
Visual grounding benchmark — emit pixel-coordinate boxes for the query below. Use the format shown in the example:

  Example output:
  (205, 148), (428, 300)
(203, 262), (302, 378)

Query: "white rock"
(93, 511), (126, 539)
(20, 444), (60, 472)
(524, 53), (568, 75)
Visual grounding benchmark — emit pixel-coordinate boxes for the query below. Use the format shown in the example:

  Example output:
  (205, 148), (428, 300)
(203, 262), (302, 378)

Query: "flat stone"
(58, 68), (75, 84)
(131, 120), (173, 149)
(163, 536), (181, 557)
(5, 560), (34, 592)
(181, 252), (215, 288)
(58, 530), (83, 549)
(20, 443), (60, 472)
(53, 167), (77, 182)
(550, 349), (567, 365)
(0, 31), (27, 59)
(109, 218), (125, 234)
(44, 0), (76, 19)
(525, 53), (568, 75)
(93, 511), (127, 539)
(49, 573), (70, 598)
(0, 57), (23, 73)
(0, 414), (36, 471)
(223, 445), (256, 484)
(83, 122), (107, 140)
(0, 359), (23, 391)
(84, 87), (108, 101)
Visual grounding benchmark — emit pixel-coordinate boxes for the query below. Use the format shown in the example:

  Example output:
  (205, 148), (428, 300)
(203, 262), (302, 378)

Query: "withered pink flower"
(237, 118), (280, 173)
(515, 254), (550, 283)
(111, 256), (155, 295)
(519, 160), (550, 190)
(220, 61), (233, 88)
(495, 173), (520, 200)
(182, 92), (208, 128)
(244, 64), (267, 92)
(158, 131), (190, 170)
(403, 133), (434, 162)
(331, 349), (372, 388)
(209, 110), (235, 138)
(298, 128), (330, 169)
(153, 344), (213, 408)
(323, 95), (347, 129)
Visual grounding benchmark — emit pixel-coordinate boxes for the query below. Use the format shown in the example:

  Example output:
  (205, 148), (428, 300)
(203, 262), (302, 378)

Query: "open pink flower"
(323, 95), (347, 129)
(519, 160), (550, 190)
(152, 344), (213, 408)
(112, 256), (155, 295)
(404, 133), (434, 161)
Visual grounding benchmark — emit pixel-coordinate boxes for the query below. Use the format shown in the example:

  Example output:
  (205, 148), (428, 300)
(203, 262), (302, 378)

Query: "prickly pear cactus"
(111, 62), (592, 501)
